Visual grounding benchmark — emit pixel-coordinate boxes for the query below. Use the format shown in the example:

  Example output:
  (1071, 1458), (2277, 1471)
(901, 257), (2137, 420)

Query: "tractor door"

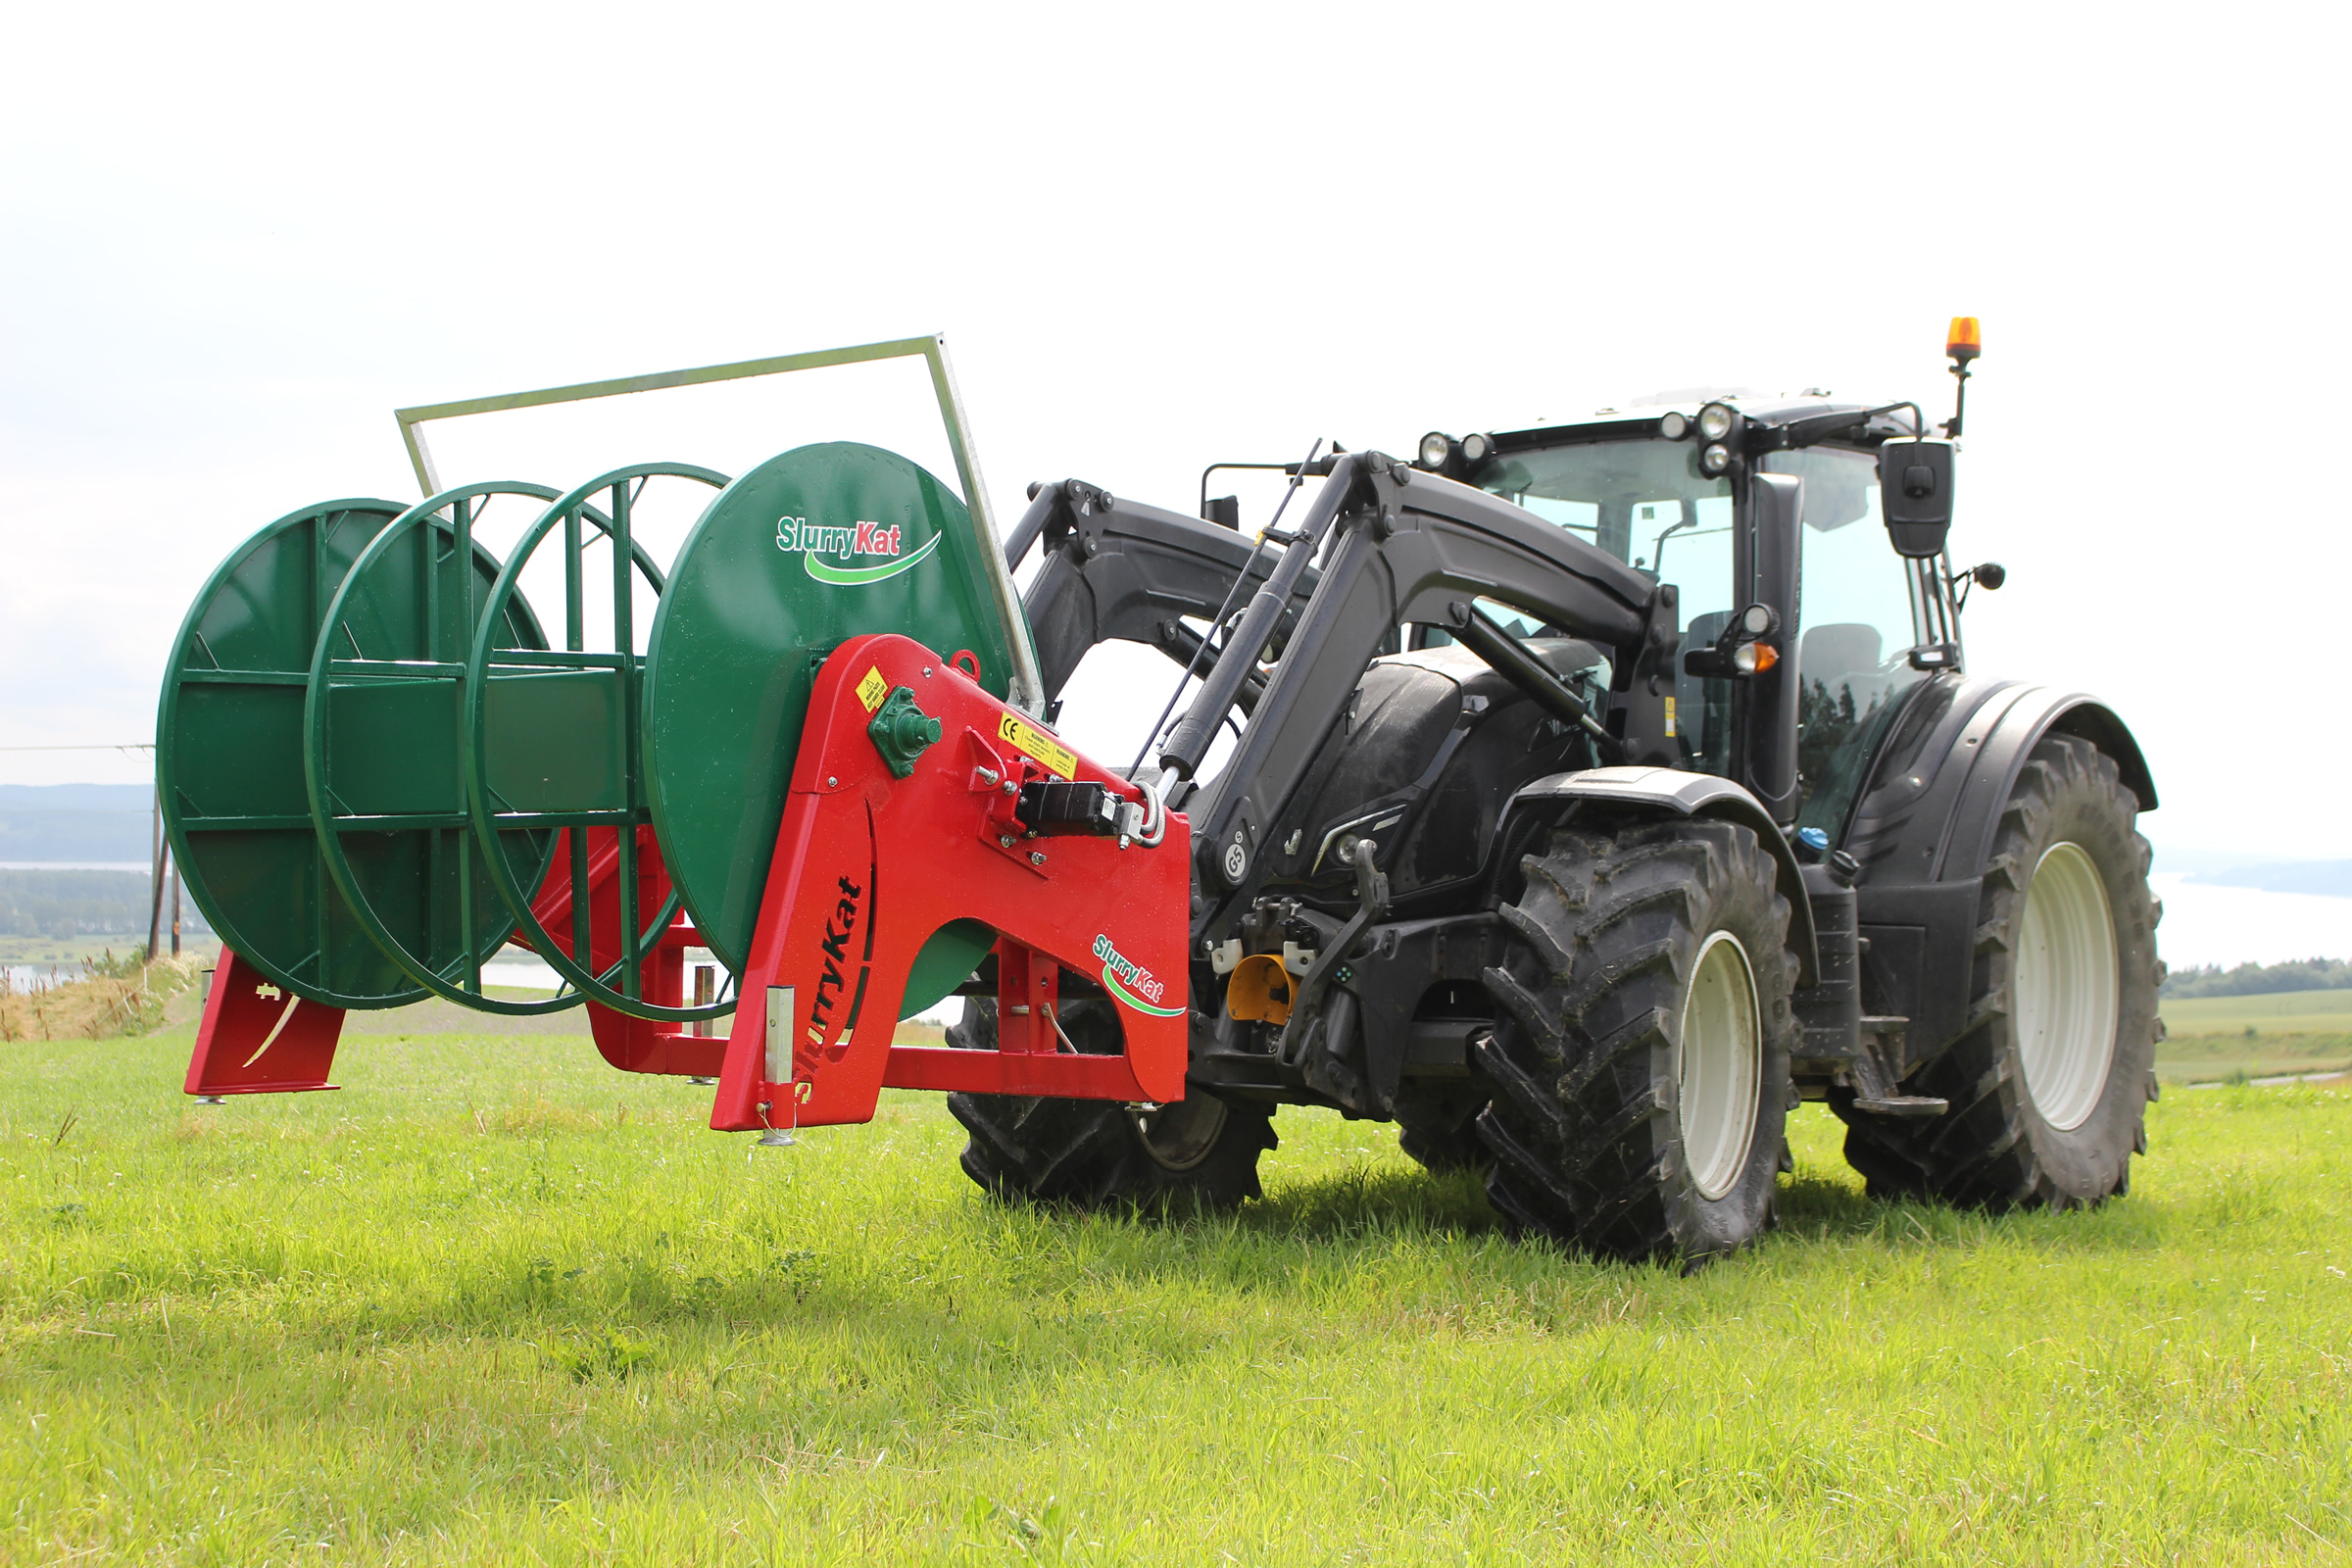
(1756, 446), (1943, 841)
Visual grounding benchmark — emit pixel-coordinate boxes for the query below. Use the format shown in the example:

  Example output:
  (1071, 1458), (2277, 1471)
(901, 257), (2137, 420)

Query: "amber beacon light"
(1943, 316), (1982, 436)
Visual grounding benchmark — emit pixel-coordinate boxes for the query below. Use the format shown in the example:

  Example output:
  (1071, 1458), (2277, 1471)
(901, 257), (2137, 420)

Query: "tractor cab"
(1413, 394), (1963, 844)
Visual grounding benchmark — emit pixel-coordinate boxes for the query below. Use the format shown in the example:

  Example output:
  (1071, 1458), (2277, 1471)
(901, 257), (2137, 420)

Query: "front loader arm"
(1014, 481), (1321, 699)
(1181, 463), (1670, 941)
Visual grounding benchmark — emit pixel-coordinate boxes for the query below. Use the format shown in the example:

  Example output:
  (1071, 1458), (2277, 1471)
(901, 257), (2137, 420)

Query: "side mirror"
(1878, 438), (1956, 558)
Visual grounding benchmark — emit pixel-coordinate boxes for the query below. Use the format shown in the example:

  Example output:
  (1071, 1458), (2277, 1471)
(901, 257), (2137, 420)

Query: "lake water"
(9, 877), (2339, 997)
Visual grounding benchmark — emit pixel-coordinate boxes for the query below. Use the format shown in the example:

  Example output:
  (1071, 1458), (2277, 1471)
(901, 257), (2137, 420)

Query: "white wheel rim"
(1677, 930), (1762, 1201)
(2015, 841), (2120, 1131)
(1136, 1095), (1227, 1172)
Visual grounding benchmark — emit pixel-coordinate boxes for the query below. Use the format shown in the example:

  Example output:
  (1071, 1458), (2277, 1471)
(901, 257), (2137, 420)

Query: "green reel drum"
(460, 464), (737, 1024)
(164, 441), (1039, 1023)
(159, 497), (534, 1007)
(643, 442), (1041, 1015)
(299, 481), (578, 1014)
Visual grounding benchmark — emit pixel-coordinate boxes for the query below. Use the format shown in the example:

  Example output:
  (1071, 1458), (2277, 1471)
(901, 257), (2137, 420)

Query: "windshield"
(1478, 439), (1735, 584)
(1476, 438), (1740, 772)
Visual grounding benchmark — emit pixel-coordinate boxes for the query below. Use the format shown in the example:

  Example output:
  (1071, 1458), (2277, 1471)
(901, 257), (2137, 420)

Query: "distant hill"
(0, 783), (155, 863)
(2186, 860), (2352, 898)
(0, 868), (207, 939)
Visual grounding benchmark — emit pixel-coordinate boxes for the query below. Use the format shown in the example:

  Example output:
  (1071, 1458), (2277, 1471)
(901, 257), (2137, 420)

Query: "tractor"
(158, 321), (2160, 1264)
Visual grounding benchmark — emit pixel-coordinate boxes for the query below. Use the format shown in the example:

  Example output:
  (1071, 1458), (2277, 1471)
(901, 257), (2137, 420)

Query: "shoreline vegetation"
(0, 951), (205, 1042)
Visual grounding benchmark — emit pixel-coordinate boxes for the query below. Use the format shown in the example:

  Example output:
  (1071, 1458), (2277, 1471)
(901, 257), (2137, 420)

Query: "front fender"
(1505, 766), (1818, 986)
(1843, 675), (2158, 1065)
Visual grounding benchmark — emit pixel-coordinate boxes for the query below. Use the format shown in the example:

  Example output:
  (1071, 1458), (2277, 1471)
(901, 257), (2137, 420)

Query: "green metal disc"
(643, 443), (1025, 1006)
(158, 499), (429, 1007)
(303, 483), (564, 1013)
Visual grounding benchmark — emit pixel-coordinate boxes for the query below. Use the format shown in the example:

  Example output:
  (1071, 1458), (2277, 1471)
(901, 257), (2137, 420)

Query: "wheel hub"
(1135, 1095), (1229, 1172)
(1677, 930), (1763, 1201)
(2015, 841), (2120, 1130)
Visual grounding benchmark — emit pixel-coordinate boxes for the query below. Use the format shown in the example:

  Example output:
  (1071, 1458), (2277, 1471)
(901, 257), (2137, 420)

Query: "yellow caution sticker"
(997, 712), (1077, 777)
(1663, 695), (1677, 739)
(856, 666), (889, 713)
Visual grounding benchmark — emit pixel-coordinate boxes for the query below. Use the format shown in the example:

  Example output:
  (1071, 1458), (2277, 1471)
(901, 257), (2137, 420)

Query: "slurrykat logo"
(807, 873), (865, 1048)
(1093, 933), (1185, 1018)
(775, 514), (942, 585)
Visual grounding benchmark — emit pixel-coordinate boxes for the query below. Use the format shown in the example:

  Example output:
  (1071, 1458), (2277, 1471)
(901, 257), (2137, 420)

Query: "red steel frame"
(706, 634), (1189, 1131)
(185, 636), (1191, 1132)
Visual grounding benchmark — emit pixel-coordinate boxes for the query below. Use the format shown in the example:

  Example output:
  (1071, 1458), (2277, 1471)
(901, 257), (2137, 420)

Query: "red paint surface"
(183, 949), (345, 1095)
(710, 634), (1191, 1131)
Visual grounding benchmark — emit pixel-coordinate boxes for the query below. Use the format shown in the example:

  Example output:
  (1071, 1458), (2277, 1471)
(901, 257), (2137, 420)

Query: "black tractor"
(950, 323), (2162, 1263)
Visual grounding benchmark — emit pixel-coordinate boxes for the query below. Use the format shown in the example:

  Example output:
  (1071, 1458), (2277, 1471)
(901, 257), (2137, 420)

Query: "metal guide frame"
(393, 335), (1045, 714)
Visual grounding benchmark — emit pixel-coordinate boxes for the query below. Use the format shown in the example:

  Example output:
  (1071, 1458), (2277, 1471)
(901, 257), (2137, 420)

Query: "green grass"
(2162, 987), (2352, 1034)
(3, 1024), (2348, 1564)
(2156, 989), (2352, 1083)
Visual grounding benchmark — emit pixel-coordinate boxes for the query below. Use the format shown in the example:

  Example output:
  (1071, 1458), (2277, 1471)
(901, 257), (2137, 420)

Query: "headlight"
(1418, 431), (1454, 469)
(1658, 411), (1690, 440)
(1696, 402), (1735, 441)
(1460, 432), (1493, 464)
(1700, 442), (1732, 475)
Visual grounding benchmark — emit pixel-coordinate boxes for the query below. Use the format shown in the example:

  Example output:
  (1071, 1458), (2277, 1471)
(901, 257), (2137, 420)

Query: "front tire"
(1834, 734), (2161, 1208)
(1474, 816), (1798, 1263)
(946, 998), (1276, 1209)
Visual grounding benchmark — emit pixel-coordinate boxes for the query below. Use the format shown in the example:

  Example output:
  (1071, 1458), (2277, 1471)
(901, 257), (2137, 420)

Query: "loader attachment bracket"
(710, 633), (1192, 1134)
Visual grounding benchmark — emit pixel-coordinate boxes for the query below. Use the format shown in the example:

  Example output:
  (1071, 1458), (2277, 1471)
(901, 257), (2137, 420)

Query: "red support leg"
(184, 949), (344, 1096)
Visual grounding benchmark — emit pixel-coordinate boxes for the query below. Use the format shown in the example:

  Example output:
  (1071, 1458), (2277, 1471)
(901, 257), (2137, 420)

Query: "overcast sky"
(4, 2), (2342, 863)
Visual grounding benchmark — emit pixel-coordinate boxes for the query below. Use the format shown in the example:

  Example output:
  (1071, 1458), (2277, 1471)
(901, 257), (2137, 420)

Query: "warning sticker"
(997, 712), (1077, 777)
(856, 666), (889, 713)
(1663, 695), (1678, 739)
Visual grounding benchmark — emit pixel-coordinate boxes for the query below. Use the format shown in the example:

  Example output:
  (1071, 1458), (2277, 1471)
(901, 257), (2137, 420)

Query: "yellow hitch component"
(1226, 954), (1296, 1025)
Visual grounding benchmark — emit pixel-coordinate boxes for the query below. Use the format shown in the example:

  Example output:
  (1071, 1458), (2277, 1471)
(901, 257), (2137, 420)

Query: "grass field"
(2162, 987), (2352, 1034)
(2158, 989), (2352, 1084)
(3, 1019), (2347, 1565)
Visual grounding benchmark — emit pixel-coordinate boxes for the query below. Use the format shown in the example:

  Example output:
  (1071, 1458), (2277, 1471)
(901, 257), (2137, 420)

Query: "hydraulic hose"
(1454, 608), (1623, 760)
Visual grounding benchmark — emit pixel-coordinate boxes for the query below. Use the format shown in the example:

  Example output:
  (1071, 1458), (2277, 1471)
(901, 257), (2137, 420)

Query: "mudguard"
(1504, 765), (1819, 985)
(1841, 675), (2157, 1069)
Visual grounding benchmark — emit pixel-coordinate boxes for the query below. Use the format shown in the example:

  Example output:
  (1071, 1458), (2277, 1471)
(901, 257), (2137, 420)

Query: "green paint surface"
(644, 444), (1021, 1005)
(157, 502), (426, 1007)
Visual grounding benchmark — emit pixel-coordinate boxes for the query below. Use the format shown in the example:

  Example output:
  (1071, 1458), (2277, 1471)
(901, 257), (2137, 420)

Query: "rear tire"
(1834, 734), (2160, 1208)
(946, 998), (1276, 1209)
(1474, 816), (1798, 1263)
